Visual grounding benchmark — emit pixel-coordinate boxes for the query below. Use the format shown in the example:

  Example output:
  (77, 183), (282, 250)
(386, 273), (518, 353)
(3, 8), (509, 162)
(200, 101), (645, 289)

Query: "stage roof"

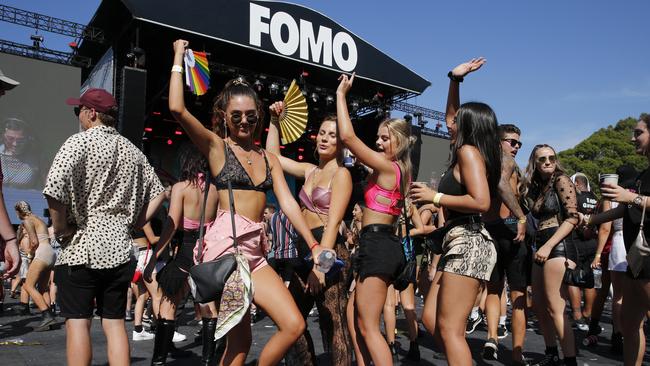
(79, 0), (430, 99)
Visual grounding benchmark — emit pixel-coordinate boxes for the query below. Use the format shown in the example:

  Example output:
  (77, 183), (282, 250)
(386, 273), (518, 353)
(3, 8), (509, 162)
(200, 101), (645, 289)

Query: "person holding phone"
(266, 108), (353, 366)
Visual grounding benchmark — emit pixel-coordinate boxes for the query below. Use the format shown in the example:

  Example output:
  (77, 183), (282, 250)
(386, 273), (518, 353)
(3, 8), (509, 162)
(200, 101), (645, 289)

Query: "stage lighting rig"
(269, 82), (279, 95)
(30, 34), (44, 49)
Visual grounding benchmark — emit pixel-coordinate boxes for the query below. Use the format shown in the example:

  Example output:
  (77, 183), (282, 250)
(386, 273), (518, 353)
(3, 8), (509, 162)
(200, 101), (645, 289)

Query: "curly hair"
(14, 201), (32, 217)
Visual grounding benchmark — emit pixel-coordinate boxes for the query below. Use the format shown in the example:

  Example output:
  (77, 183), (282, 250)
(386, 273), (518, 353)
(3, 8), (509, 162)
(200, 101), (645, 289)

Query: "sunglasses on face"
(502, 138), (522, 149)
(229, 112), (258, 125)
(537, 155), (557, 164)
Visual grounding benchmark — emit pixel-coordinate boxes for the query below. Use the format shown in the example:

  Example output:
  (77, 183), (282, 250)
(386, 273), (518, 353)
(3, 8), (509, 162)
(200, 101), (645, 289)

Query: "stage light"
(372, 92), (384, 104)
(30, 34), (44, 49)
(298, 147), (305, 152)
(269, 83), (279, 95)
(298, 155), (304, 161)
(167, 139), (173, 145)
(351, 101), (359, 112)
(175, 130), (183, 135)
(144, 127), (153, 132)
(309, 134), (316, 140)
(253, 79), (263, 92)
(68, 42), (78, 50)
(326, 95), (334, 106)
(310, 93), (319, 103)
(282, 84), (289, 93)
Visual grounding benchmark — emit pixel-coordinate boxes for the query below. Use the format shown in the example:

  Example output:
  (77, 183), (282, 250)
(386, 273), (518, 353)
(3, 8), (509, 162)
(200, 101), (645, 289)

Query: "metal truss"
(0, 39), (92, 67)
(0, 4), (104, 43)
(390, 100), (446, 122)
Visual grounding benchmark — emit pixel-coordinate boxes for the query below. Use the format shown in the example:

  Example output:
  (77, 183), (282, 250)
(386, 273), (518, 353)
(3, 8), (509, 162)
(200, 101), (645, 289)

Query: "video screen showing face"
(0, 52), (81, 223)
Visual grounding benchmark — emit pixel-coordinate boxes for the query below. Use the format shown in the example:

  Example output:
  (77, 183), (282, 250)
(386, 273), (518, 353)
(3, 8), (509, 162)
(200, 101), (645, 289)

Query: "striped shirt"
(269, 211), (298, 259)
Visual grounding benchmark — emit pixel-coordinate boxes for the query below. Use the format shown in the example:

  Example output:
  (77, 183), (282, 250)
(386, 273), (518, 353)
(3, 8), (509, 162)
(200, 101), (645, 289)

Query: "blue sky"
(2, 0), (649, 166)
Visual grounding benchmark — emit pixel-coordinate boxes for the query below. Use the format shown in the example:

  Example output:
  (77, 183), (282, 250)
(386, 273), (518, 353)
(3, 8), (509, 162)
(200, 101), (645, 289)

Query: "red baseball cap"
(66, 88), (117, 113)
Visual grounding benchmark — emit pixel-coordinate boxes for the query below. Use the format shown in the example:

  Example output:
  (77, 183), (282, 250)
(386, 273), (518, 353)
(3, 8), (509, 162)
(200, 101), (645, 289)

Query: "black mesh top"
(214, 144), (273, 193)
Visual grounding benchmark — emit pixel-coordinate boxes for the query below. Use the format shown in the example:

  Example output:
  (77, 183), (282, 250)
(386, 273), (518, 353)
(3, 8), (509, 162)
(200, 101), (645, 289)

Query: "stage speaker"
(411, 125), (422, 181)
(119, 66), (147, 148)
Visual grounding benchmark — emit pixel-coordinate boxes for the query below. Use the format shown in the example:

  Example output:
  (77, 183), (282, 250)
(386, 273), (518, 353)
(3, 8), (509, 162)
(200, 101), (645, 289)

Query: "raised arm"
(320, 168), (352, 250)
(336, 73), (394, 175)
(446, 58), (485, 126)
(266, 101), (314, 178)
(168, 39), (223, 159)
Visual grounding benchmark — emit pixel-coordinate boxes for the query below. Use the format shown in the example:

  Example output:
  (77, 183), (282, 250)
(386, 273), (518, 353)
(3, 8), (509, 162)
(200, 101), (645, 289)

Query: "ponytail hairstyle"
(211, 77), (265, 142)
(450, 102), (502, 197)
(380, 118), (416, 195)
(15, 201), (32, 218)
(179, 144), (209, 188)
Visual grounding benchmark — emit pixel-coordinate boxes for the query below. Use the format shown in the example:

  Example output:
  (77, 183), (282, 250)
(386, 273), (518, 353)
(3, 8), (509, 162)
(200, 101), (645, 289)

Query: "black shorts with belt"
(355, 224), (405, 282)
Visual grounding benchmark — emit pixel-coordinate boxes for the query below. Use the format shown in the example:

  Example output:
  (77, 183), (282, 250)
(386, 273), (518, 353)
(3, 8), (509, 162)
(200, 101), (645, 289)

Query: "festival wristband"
(309, 242), (319, 251)
(518, 217), (527, 224)
(171, 65), (183, 73)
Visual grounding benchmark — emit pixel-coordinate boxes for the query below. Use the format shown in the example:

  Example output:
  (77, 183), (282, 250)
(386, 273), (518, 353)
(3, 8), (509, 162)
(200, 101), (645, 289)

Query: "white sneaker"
(172, 331), (187, 343)
(132, 329), (155, 341)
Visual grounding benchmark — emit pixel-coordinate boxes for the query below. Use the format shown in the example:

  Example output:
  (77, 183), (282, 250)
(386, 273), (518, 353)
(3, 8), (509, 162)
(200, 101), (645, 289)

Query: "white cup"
(599, 174), (618, 186)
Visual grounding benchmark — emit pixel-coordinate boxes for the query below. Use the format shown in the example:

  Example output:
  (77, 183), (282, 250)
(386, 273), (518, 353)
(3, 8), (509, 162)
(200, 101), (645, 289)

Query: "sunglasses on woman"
(537, 155), (557, 164)
(229, 112), (258, 125)
(502, 138), (522, 149)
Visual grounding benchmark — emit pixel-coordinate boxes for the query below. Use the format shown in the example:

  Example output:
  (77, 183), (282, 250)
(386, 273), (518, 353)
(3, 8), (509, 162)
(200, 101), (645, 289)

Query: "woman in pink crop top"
(144, 147), (221, 365)
(337, 73), (415, 366)
(266, 105), (354, 365)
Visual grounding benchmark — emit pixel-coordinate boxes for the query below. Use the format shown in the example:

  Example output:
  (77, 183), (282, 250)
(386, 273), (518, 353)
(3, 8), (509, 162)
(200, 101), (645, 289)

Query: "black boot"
(201, 318), (219, 366)
(151, 319), (175, 365)
(34, 309), (56, 331)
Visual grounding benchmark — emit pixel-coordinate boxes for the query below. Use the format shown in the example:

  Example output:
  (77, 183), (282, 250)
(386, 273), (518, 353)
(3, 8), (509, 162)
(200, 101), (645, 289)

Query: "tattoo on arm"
(498, 155), (525, 218)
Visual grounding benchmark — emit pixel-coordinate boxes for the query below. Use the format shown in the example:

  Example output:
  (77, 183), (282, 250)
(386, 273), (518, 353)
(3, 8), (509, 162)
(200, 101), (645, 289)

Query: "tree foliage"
(558, 115), (648, 193)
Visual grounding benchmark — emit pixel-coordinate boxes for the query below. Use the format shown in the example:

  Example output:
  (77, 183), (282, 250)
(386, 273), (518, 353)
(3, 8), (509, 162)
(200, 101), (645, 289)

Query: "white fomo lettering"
(249, 3), (358, 72)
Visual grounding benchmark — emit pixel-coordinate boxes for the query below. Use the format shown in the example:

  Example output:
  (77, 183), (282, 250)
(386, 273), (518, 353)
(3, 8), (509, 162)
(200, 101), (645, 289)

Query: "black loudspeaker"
(119, 67), (147, 148)
(411, 125), (422, 181)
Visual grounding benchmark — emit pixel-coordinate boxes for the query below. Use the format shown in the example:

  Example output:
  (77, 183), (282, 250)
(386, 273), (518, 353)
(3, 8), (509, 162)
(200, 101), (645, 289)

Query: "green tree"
(558, 116), (648, 193)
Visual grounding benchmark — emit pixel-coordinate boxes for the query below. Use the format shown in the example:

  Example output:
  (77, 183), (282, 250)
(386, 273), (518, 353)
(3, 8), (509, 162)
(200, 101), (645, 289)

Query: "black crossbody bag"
(189, 145), (240, 304)
(393, 167), (416, 291)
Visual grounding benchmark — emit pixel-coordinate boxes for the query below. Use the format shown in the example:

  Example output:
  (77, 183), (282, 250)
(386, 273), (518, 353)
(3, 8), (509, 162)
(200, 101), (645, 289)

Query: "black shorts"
(536, 227), (578, 262)
(54, 260), (136, 319)
(267, 257), (303, 282)
(355, 225), (405, 282)
(486, 220), (531, 290)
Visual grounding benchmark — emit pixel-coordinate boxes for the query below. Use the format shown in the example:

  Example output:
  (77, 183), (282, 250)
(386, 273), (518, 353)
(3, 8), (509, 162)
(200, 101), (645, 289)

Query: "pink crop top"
(183, 217), (214, 231)
(364, 162), (403, 216)
(299, 167), (332, 215)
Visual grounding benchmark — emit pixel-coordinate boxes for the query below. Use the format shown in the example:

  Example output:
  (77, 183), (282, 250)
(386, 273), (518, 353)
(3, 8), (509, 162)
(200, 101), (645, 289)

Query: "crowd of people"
(0, 41), (649, 366)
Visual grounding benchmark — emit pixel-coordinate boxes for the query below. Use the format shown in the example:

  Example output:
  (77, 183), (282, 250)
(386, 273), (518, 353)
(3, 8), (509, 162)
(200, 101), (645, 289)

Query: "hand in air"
(336, 73), (356, 96)
(173, 39), (189, 55)
(268, 101), (285, 120)
(451, 57), (486, 78)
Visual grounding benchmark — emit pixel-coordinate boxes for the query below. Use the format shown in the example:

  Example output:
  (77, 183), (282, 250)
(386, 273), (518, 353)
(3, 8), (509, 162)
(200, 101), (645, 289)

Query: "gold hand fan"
(279, 79), (308, 144)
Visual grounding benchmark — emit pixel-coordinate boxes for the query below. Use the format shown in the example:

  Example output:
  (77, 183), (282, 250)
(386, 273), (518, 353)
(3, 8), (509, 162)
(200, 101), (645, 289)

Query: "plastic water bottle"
(317, 250), (336, 273)
(593, 268), (602, 289)
(582, 334), (598, 346)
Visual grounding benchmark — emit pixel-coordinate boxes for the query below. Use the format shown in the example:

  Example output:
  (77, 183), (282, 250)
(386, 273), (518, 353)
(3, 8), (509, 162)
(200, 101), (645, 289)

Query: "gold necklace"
(229, 139), (254, 165)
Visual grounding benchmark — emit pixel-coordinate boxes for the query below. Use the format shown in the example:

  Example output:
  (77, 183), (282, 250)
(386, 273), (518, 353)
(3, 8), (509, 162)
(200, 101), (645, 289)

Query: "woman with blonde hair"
(337, 73), (415, 366)
(15, 200), (57, 331)
(169, 39), (322, 366)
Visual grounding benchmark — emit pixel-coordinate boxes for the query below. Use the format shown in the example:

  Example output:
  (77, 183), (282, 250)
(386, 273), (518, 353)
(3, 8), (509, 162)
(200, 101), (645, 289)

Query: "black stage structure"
(76, 0), (444, 194)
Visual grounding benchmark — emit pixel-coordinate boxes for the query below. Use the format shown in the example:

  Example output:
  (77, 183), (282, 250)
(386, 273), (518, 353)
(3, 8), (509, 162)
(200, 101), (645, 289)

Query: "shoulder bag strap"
(396, 164), (411, 244)
(225, 142), (239, 251)
(196, 172), (212, 264)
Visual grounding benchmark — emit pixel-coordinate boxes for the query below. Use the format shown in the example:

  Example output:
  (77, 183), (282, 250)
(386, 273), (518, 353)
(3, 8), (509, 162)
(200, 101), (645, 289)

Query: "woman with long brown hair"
(265, 107), (353, 365)
(411, 58), (501, 365)
(521, 144), (578, 366)
(169, 39), (322, 366)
